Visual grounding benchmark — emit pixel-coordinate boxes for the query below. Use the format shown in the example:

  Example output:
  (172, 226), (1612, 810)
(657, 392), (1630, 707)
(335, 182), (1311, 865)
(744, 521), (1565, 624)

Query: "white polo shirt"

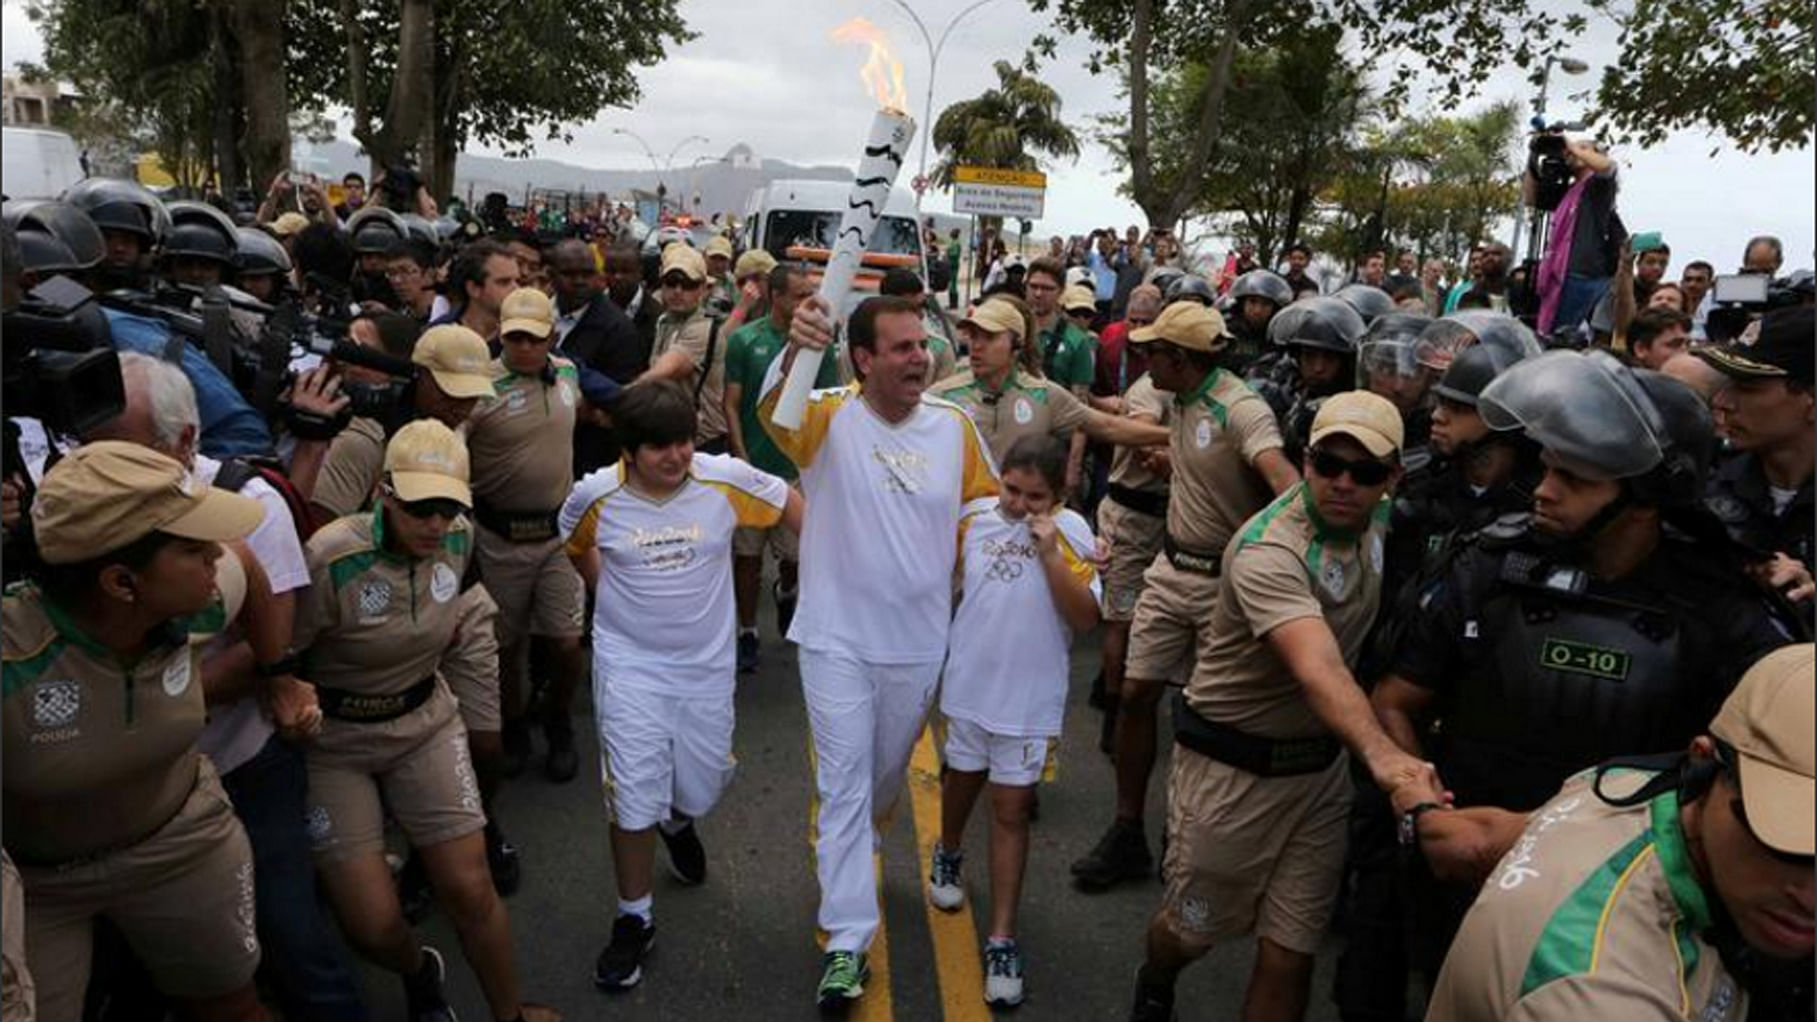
(561, 453), (788, 697)
(943, 499), (1099, 737)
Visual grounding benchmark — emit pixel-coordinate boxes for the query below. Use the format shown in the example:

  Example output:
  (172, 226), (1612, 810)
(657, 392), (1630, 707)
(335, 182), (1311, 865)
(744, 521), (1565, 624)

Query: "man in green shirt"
(1026, 257), (1097, 395)
(723, 262), (839, 671)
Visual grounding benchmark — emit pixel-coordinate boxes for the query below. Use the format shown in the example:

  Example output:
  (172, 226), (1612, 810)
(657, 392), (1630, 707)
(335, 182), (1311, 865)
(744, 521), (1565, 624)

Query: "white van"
(2, 127), (84, 202)
(741, 178), (922, 265)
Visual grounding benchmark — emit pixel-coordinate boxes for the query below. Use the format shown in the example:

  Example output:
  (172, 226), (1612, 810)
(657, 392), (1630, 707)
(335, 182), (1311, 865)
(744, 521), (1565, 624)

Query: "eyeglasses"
(385, 266), (423, 281)
(1309, 447), (1394, 486)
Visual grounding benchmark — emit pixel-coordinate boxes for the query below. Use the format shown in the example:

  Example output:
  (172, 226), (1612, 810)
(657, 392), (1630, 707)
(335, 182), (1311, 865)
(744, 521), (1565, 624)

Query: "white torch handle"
(771, 108), (915, 430)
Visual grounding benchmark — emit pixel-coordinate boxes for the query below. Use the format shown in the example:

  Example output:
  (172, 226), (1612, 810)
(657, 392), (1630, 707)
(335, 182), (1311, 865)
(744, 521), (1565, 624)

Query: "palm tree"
(931, 60), (1081, 187)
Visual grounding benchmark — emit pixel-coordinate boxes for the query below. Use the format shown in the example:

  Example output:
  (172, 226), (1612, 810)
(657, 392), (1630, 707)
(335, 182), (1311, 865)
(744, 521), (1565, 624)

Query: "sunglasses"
(387, 487), (465, 521)
(661, 275), (703, 289)
(1309, 447), (1394, 486)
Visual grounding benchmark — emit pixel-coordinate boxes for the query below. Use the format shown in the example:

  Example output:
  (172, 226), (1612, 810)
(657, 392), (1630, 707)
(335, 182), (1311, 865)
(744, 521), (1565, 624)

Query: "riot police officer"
(346, 206), (408, 308)
(232, 227), (293, 306)
(1369, 349), (1797, 981)
(1355, 312), (1439, 481)
(1255, 296), (1367, 461)
(161, 201), (240, 289)
(62, 176), (170, 290)
(1224, 268), (1293, 372)
(1333, 283), (1396, 325)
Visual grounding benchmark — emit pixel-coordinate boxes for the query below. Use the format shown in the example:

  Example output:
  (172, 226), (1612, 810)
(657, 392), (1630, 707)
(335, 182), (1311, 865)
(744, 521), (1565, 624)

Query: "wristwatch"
(256, 653), (302, 679)
(1398, 801), (1445, 849)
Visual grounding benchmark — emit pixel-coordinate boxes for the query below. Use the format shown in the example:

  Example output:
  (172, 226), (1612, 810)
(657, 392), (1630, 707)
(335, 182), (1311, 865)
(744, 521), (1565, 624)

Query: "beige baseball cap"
(1128, 302), (1230, 354)
(1308, 390), (1405, 458)
(1062, 284), (1099, 314)
(499, 287), (555, 339)
(384, 419), (472, 506)
(660, 244), (708, 283)
(1712, 643), (1815, 856)
(31, 442), (264, 564)
(959, 298), (1025, 342)
(734, 249), (778, 280)
(704, 235), (735, 261)
(268, 212), (310, 237)
(412, 325), (496, 399)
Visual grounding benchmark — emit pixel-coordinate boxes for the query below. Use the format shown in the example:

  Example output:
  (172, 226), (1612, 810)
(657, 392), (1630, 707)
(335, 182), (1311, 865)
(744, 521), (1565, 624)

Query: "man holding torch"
(760, 293), (999, 1010)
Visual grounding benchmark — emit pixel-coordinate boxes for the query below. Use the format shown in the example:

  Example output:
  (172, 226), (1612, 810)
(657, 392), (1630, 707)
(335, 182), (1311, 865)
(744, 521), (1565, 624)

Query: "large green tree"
(289, 0), (693, 199)
(930, 59), (1082, 186)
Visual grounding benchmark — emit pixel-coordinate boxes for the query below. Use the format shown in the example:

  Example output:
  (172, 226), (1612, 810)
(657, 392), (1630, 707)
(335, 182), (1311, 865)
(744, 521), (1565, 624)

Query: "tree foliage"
(931, 60), (1082, 187)
(1584, 0), (1812, 153)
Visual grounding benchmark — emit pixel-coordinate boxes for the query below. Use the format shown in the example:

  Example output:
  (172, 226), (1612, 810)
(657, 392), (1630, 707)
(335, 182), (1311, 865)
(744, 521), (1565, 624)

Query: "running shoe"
(593, 913), (655, 990)
(927, 844), (965, 911)
(774, 580), (798, 638)
(984, 939), (1025, 1009)
(659, 821), (707, 885)
(816, 950), (869, 1011)
(404, 945), (458, 1022)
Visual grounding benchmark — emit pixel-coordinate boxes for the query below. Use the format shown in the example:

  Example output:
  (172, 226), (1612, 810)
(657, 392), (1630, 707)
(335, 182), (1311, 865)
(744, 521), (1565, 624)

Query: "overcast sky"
(5, 0), (1811, 271)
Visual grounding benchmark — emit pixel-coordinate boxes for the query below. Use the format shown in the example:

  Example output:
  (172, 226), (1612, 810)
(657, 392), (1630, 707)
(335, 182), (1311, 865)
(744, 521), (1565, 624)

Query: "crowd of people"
(0, 143), (1812, 1022)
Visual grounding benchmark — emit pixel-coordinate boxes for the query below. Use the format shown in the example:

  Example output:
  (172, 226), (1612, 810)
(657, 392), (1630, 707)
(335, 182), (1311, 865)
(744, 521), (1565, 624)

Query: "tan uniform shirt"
(312, 416), (387, 518)
(1185, 485), (1387, 738)
(653, 307), (728, 445)
(294, 510), (472, 696)
(1, 552), (248, 863)
(1427, 771), (1744, 1022)
(465, 356), (580, 512)
(1107, 374), (1171, 493)
(930, 367), (1090, 464)
(1166, 367), (1282, 554)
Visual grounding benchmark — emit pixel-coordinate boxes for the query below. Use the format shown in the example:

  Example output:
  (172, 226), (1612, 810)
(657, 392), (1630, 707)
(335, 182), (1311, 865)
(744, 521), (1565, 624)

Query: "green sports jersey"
(1039, 319), (1098, 390)
(724, 317), (839, 478)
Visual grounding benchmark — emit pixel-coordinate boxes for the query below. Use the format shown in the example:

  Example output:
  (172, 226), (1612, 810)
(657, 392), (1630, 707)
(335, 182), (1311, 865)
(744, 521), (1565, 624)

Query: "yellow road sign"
(952, 165), (1047, 189)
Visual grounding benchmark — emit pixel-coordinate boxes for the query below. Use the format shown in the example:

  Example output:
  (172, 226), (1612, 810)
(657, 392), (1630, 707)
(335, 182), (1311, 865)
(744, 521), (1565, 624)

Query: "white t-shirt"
(757, 366), (1000, 665)
(194, 454), (310, 775)
(942, 500), (1099, 737)
(561, 453), (787, 697)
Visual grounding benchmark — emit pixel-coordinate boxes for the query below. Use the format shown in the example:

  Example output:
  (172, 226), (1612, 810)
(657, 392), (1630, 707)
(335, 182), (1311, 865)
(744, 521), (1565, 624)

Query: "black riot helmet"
(1228, 269), (1293, 309)
(1434, 339), (1536, 407)
(1415, 311), (1541, 378)
(233, 226), (293, 278)
(4, 200), (104, 270)
(1267, 296), (1367, 353)
(399, 212), (439, 248)
(161, 200), (240, 265)
(346, 206), (408, 256)
(61, 176), (170, 245)
(1166, 274), (1218, 308)
(15, 229), (83, 278)
(1334, 283), (1396, 324)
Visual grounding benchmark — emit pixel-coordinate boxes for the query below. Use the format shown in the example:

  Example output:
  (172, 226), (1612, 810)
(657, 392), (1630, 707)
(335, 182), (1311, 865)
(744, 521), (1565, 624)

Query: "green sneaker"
(816, 950), (870, 1010)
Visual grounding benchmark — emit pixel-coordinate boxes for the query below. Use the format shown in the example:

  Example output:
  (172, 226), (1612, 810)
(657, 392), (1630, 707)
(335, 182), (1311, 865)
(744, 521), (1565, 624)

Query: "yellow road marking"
(909, 725), (991, 1021)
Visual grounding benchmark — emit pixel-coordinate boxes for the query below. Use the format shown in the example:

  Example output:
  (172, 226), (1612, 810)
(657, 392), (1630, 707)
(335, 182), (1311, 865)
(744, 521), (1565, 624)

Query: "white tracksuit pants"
(800, 647), (941, 953)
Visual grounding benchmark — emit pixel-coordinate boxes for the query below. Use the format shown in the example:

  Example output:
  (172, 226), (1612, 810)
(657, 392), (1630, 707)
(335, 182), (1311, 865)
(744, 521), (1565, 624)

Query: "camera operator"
(1525, 132), (1622, 339)
(370, 164), (438, 219)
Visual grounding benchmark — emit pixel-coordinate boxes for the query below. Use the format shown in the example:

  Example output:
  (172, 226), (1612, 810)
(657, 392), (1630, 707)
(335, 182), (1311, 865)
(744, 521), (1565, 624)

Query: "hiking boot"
(927, 844), (964, 911)
(592, 913), (655, 990)
(984, 939), (1026, 1009)
(1070, 820), (1152, 891)
(816, 950), (869, 1012)
(659, 821), (707, 886)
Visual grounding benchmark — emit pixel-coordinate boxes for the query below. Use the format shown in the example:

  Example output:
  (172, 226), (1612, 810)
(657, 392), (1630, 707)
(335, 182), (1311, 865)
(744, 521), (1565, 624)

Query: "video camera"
(379, 163), (423, 213)
(2, 275), (125, 438)
(1705, 271), (1814, 344)
(1525, 118), (1584, 213)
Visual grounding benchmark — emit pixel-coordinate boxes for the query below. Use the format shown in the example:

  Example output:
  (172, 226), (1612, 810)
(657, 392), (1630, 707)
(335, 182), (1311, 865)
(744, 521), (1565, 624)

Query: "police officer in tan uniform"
(1093, 372), (1170, 747)
(1128, 393), (1444, 1022)
(294, 421), (560, 1022)
(1073, 301), (1301, 890)
(466, 287), (589, 789)
(641, 244), (730, 453)
(932, 296), (1168, 480)
(3, 442), (272, 1022)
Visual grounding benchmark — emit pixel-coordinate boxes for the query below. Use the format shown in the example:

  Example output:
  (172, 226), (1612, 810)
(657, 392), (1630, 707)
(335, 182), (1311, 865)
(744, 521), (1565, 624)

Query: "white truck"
(2, 127), (84, 202)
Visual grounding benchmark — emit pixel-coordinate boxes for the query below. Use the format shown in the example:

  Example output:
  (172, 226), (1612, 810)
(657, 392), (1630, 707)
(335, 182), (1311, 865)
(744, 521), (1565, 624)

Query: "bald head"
(1127, 284), (1163, 321)
(1659, 352), (1728, 406)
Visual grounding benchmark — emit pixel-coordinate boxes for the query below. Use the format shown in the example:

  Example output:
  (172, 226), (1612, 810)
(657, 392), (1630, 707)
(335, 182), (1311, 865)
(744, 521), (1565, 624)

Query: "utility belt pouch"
(1172, 690), (1340, 777)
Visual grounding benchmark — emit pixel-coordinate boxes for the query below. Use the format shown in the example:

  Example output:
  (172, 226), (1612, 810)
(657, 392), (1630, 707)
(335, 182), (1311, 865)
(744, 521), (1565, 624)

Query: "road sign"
(952, 164), (1046, 220)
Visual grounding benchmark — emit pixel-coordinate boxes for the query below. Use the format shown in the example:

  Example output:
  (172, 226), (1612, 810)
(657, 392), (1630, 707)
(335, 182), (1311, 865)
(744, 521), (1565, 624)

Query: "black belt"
(1162, 534), (1222, 576)
(1172, 690), (1341, 777)
(474, 502), (560, 543)
(1106, 483), (1169, 519)
(318, 676), (436, 722)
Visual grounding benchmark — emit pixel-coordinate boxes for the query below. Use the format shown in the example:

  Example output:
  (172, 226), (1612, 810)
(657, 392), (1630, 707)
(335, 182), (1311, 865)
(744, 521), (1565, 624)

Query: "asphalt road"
(355, 596), (1354, 1021)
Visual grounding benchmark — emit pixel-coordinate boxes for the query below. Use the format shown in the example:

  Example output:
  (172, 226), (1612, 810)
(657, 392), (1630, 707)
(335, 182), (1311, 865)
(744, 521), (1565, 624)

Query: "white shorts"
(595, 678), (736, 831)
(942, 717), (1057, 787)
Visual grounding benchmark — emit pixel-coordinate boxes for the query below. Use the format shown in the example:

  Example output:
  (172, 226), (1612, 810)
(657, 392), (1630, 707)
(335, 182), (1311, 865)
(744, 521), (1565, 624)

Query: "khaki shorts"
(732, 522), (801, 560)
(305, 685), (486, 863)
(1160, 745), (1352, 956)
(475, 526), (587, 646)
(442, 584), (502, 734)
(21, 759), (259, 1017)
(1124, 554), (1222, 683)
(1096, 497), (1166, 622)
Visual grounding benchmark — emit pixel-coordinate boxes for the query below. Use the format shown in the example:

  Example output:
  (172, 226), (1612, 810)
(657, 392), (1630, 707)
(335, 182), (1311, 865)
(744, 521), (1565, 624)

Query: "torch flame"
(830, 17), (909, 113)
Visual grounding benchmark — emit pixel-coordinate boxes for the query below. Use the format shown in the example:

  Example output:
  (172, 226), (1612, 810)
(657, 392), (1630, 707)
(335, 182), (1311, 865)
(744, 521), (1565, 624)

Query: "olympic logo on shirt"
(985, 557), (1025, 583)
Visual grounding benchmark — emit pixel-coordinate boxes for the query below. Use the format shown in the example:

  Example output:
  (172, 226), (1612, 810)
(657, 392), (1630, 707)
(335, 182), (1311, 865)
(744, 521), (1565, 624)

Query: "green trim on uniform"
(443, 528), (470, 557)
(1234, 484), (1302, 553)
(1518, 829), (1654, 998)
(2, 634), (65, 699)
(40, 595), (112, 660)
(176, 600), (227, 637)
(1650, 791), (1711, 981)
(329, 550), (381, 592)
(1175, 367), (1231, 428)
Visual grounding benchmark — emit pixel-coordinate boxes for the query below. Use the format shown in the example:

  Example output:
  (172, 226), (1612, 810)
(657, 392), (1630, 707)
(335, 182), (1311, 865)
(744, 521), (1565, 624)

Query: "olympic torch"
(771, 19), (918, 430)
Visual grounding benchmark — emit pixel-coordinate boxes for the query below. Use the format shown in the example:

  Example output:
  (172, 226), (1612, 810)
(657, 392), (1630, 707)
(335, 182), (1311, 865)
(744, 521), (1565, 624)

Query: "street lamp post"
(613, 128), (709, 217)
(888, 0), (999, 283)
(1510, 54), (1588, 264)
